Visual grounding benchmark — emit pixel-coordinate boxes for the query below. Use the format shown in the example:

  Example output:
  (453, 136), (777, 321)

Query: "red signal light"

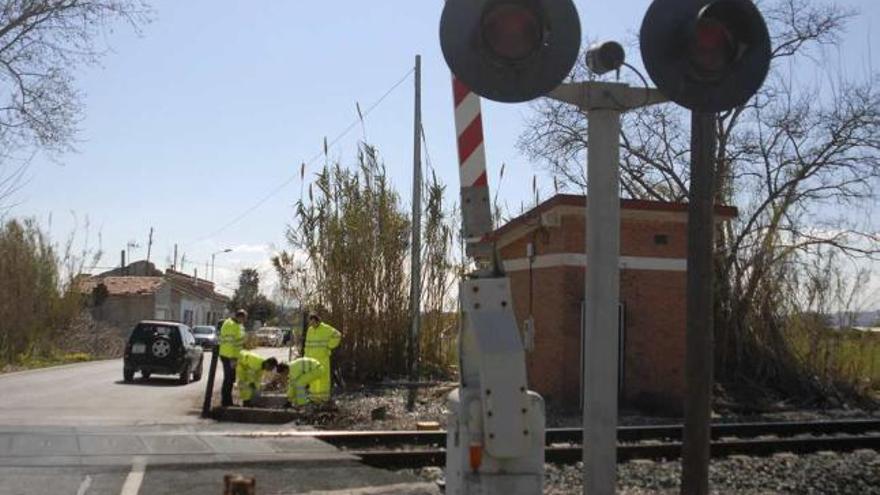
(481, 4), (543, 62)
(689, 17), (737, 80)
(640, 0), (772, 112)
(440, 0), (582, 102)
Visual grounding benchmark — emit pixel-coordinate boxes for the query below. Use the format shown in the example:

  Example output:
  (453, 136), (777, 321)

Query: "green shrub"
(0, 219), (95, 368)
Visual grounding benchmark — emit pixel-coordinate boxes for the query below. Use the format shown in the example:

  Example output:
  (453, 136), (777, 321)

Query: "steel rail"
(351, 433), (880, 469)
(308, 419), (880, 450)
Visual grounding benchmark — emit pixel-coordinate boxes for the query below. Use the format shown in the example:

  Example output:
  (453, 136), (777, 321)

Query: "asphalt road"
(0, 348), (292, 427)
(0, 348), (436, 495)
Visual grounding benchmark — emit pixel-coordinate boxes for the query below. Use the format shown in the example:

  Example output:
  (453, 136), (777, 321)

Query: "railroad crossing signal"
(640, 0), (771, 112)
(439, 0), (582, 103)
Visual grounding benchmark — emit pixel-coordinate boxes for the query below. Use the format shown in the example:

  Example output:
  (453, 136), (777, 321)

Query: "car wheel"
(123, 368), (134, 382)
(179, 363), (191, 385)
(152, 338), (172, 359)
(141, 371), (151, 380)
(193, 357), (203, 381)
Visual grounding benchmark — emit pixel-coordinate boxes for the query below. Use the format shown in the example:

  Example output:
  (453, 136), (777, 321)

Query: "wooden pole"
(146, 227), (154, 263)
(681, 111), (717, 495)
(407, 54), (423, 412)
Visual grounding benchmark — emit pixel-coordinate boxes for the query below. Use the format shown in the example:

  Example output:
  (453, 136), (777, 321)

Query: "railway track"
(305, 419), (880, 469)
(351, 434), (880, 469)
(305, 418), (880, 448)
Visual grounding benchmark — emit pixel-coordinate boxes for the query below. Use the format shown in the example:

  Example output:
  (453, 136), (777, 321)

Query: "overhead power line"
(191, 67), (416, 244)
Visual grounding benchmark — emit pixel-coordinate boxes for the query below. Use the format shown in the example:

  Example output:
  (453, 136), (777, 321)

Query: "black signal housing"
(440, 0), (582, 103)
(640, 0), (771, 112)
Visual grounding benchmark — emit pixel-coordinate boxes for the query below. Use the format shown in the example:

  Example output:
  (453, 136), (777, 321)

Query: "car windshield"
(192, 326), (215, 335)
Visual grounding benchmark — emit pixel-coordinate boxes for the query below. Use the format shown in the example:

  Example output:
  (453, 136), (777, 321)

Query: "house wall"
(93, 294), (156, 332)
(206, 301), (228, 327)
(154, 284), (173, 320)
(499, 209), (689, 414)
(170, 288), (226, 326)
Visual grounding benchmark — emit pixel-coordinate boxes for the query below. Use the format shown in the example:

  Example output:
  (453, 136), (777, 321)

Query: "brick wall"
(497, 203), (691, 413)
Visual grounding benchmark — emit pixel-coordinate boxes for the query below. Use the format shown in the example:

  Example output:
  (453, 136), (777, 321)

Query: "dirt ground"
(263, 383), (455, 430)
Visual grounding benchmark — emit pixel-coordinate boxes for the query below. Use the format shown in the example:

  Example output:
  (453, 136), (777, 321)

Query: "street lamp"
(211, 248), (233, 282)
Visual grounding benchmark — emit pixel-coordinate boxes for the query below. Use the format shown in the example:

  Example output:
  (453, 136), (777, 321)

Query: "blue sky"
(9, 0), (880, 297)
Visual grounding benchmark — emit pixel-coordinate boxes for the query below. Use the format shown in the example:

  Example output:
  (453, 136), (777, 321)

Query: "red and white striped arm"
(452, 76), (493, 258)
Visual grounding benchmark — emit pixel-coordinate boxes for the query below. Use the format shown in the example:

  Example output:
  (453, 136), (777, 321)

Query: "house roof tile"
(78, 276), (165, 296)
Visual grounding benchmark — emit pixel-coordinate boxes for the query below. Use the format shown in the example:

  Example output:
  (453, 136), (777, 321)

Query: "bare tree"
(519, 0), (880, 400)
(0, 1), (151, 207)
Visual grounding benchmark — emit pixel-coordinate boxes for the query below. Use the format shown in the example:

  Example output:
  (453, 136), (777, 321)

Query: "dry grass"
(276, 145), (460, 382)
(787, 323), (880, 396)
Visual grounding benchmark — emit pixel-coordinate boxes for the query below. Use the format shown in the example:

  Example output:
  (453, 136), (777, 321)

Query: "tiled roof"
(78, 276), (165, 295)
(164, 270), (229, 302)
(79, 267), (229, 303)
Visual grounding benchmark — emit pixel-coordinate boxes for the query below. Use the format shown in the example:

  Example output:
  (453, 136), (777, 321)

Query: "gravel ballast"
(543, 450), (880, 494)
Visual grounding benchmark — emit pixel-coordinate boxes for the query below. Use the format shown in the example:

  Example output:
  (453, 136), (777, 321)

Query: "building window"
(654, 234), (669, 245)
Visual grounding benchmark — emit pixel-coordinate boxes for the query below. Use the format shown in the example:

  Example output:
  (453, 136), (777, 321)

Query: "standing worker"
(303, 313), (341, 402)
(236, 351), (278, 407)
(218, 309), (247, 407)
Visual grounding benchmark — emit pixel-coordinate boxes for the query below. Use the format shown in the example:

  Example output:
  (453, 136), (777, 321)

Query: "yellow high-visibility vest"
(304, 322), (341, 361)
(219, 318), (244, 359)
(237, 350), (265, 383)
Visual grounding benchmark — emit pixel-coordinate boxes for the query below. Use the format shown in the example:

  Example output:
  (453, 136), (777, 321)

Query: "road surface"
(0, 347), (293, 427)
(0, 348), (435, 495)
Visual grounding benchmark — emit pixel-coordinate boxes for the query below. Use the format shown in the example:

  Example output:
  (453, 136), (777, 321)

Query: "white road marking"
(76, 475), (92, 495)
(119, 457), (146, 495)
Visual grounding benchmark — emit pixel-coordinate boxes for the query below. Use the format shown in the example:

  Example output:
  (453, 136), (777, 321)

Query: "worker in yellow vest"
(236, 351), (278, 407)
(303, 314), (341, 402)
(277, 357), (325, 406)
(218, 309), (247, 407)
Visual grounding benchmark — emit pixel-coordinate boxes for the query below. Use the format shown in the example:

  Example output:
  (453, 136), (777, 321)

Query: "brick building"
(493, 194), (736, 413)
(78, 261), (229, 331)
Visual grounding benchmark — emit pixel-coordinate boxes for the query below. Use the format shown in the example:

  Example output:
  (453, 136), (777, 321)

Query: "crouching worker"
(276, 357), (325, 407)
(236, 350), (278, 407)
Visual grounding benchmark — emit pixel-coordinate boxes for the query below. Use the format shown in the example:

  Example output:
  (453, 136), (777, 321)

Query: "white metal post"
(584, 107), (621, 495)
(548, 81), (668, 495)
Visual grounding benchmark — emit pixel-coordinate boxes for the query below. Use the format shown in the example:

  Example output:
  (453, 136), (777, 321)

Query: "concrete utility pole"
(681, 111), (717, 495)
(407, 54), (422, 412)
(173, 244), (178, 271)
(548, 81), (667, 495)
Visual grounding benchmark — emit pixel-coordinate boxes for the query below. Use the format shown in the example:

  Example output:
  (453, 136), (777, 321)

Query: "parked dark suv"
(123, 320), (204, 384)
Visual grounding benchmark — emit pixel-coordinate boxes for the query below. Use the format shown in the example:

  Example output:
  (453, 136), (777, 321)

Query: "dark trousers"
(220, 356), (236, 406)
